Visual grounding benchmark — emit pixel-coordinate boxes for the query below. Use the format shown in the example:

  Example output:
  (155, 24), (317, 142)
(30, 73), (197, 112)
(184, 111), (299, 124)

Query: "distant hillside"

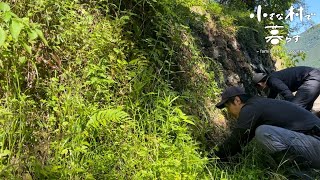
(286, 24), (320, 67)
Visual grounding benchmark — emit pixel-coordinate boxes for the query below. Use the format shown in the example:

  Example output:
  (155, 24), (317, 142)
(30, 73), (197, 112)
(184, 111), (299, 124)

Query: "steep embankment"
(0, 0), (279, 179)
(166, 4), (275, 128)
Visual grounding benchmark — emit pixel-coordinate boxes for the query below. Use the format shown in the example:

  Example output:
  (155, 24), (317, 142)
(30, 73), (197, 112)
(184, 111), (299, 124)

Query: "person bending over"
(212, 86), (320, 169)
(253, 66), (320, 111)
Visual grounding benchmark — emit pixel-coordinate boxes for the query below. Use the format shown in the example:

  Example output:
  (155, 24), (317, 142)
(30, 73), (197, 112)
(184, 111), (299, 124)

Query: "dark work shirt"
(267, 66), (314, 100)
(215, 96), (320, 160)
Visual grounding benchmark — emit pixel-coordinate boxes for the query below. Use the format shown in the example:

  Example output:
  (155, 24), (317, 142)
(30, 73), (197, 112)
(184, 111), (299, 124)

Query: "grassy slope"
(0, 0), (317, 179)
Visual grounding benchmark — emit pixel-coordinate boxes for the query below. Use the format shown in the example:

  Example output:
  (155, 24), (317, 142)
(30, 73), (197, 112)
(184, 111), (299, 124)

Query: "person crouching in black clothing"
(253, 66), (320, 111)
(211, 86), (320, 169)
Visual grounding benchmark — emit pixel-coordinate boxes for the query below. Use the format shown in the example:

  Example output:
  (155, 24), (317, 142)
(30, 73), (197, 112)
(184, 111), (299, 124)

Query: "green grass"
(0, 0), (317, 179)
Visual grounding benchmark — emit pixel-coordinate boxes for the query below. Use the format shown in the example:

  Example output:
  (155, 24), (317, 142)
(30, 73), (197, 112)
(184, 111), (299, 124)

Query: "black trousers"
(292, 69), (320, 111)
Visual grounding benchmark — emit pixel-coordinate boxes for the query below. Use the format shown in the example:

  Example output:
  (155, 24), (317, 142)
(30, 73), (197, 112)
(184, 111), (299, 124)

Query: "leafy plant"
(0, 0), (308, 179)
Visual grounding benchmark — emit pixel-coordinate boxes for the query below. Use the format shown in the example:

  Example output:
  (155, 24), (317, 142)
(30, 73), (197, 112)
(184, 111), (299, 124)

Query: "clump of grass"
(0, 0), (304, 179)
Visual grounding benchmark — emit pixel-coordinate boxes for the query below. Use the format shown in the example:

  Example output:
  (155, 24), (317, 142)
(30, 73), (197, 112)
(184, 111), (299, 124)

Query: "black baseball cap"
(253, 73), (268, 84)
(216, 86), (246, 109)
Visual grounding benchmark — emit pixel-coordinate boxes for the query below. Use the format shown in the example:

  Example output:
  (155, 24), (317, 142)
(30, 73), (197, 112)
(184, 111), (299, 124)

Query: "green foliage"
(0, 2), (10, 12)
(0, 0), (308, 179)
(272, 42), (306, 68)
(0, 2), (48, 100)
(220, 0), (305, 49)
(220, 0), (301, 12)
(0, 3), (47, 50)
(86, 108), (130, 129)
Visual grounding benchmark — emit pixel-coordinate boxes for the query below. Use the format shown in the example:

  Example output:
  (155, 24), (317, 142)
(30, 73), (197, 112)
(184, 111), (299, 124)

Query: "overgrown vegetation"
(0, 0), (316, 179)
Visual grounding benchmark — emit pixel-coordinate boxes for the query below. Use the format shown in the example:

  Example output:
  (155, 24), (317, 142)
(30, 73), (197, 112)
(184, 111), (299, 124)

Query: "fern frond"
(86, 108), (130, 129)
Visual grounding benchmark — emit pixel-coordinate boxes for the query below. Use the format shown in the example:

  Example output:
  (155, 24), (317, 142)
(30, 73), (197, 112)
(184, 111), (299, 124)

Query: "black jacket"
(266, 66), (315, 100)
(215, 96), (320, 160)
